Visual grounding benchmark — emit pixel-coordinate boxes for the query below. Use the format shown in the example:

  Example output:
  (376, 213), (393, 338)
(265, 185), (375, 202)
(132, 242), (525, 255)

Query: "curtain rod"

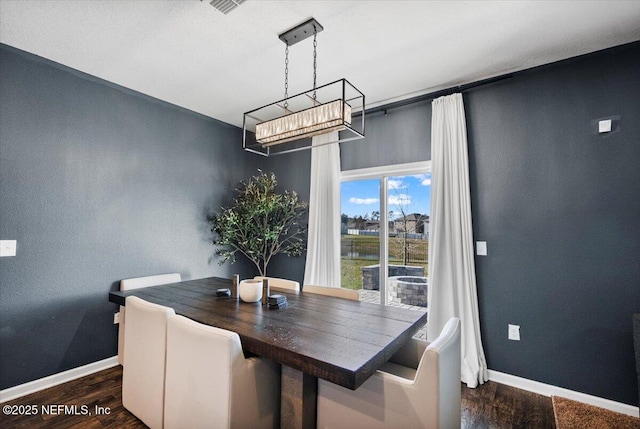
(364, 73), (513, 116)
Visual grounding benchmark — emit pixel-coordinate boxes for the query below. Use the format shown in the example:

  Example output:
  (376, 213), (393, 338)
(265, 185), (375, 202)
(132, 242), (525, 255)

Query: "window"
(340, 162), (431, 307)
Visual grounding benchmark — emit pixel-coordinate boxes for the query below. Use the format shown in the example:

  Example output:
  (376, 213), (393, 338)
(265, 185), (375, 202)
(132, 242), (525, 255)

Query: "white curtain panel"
(428, 93), (488, 388)
(303, 131), (341, 288)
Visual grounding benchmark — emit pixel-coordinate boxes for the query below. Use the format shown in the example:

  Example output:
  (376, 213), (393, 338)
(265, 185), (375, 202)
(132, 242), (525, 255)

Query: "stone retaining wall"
(361, 264), (424, 290)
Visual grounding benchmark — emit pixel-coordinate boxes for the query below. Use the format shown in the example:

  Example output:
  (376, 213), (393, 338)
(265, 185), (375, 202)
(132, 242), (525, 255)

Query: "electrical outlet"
(476, 241), (487, 256)
(114, 312), (121, 325)
(508, 324), (520, 341)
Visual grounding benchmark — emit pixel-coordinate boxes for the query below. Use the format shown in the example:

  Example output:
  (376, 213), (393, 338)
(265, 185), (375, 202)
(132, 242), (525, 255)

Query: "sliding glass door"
(340, 162), (430, 308)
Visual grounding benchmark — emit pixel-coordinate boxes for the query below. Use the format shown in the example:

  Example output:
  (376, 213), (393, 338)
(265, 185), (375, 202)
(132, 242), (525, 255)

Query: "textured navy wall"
(340, 100), (431, 171)
(466, 42), (640, 405)
(0, 45), (259, 389)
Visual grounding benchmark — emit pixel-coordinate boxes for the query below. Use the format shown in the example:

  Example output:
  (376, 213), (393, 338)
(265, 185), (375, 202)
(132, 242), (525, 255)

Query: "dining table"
(109, 276), (428, 429)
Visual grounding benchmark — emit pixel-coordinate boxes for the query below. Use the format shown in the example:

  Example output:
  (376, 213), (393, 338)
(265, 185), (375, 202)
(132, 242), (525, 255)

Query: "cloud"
(388, 194), (411, 206)
(349, 197), (379, 205)
(388, 179), (404, 190)
(413, 173), (432, 187)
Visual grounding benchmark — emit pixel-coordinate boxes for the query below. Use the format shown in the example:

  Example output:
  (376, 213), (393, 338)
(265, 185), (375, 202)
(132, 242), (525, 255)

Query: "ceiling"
(1, 1), (639, 128)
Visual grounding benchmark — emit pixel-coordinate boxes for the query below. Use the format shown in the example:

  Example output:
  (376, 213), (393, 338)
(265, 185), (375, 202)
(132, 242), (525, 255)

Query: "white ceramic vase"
(239, 279), (263, 303)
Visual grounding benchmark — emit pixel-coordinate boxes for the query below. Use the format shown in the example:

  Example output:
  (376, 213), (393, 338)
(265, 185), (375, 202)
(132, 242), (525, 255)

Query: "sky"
(341, 173), (431, 219)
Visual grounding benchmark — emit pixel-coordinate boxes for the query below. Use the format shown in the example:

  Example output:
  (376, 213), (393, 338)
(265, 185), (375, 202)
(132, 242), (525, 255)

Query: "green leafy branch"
(208, 171), (308, 277)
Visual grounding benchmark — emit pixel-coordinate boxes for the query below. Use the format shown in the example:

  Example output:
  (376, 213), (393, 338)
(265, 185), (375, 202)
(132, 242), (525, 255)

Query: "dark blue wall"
(466, 42), (640, 406)
(341, 100), (431, 170)
(0, 45), (259, 389)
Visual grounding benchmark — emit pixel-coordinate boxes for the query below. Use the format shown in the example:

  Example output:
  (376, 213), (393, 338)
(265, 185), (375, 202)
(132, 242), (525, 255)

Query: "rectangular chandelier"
(243, 78), (365, 156)
(256, 99), (351, 146)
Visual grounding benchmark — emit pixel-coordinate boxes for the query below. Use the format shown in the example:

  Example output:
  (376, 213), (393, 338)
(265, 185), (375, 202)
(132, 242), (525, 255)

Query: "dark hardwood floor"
(0, 365), (555, 428)
(462, 379), (555, 428)
(0, 366), (144, 429)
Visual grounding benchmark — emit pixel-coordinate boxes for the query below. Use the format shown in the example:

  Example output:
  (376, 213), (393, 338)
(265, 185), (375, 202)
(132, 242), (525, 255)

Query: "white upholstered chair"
(122, 296), (175, 429)
(164, 314), (281, 429)
(303, 285), (360, 301)
(317, 317), (461, 429)
(117, 273), (181, 365)
(254, 276), (300, 292)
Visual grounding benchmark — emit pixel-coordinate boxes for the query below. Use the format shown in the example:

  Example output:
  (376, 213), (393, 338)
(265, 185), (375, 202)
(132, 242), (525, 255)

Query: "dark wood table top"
(109, 276), (428, 390)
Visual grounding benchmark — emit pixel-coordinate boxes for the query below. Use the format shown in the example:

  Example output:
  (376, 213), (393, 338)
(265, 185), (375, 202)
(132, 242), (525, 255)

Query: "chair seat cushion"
(379, 361), (417, 381)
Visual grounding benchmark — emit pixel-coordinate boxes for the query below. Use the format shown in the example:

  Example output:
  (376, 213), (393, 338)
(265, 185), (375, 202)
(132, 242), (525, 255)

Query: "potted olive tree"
(209, 171), (307, 277)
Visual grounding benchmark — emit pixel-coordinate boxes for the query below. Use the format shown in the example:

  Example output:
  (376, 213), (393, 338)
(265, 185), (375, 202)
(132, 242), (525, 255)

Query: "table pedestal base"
(281, 365), (318, 429)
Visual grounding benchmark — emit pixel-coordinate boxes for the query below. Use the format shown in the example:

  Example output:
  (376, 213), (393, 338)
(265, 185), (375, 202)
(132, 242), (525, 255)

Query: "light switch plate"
(508, 324), (521, 341)
(598, 119), (612, 133)
(476, 241), (487, 256)
(0, 240), (17, 257)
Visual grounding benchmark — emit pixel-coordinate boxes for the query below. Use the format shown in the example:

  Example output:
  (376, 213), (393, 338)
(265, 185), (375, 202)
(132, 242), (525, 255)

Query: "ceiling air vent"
(209, 0), (245, 14)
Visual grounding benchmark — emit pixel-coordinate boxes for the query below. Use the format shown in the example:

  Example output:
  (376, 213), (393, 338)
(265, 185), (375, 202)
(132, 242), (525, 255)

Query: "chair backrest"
(416, 317), (461, 429)
(120, 273), (181, 291)
(254, 276), (300, 292)
(164, 314), (245, 429)
(303, 285), (360, 301)
(122, 296), (175, 429)
(118, 273), (181, 365)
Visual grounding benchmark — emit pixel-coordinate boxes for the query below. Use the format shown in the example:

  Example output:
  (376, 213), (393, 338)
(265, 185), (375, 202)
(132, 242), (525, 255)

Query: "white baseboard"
(0, 356), (119, 403)
(488, 370), (639, 418)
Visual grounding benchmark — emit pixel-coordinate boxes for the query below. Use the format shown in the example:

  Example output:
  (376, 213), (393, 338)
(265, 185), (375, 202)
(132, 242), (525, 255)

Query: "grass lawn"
(341, 259), (370, 290)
